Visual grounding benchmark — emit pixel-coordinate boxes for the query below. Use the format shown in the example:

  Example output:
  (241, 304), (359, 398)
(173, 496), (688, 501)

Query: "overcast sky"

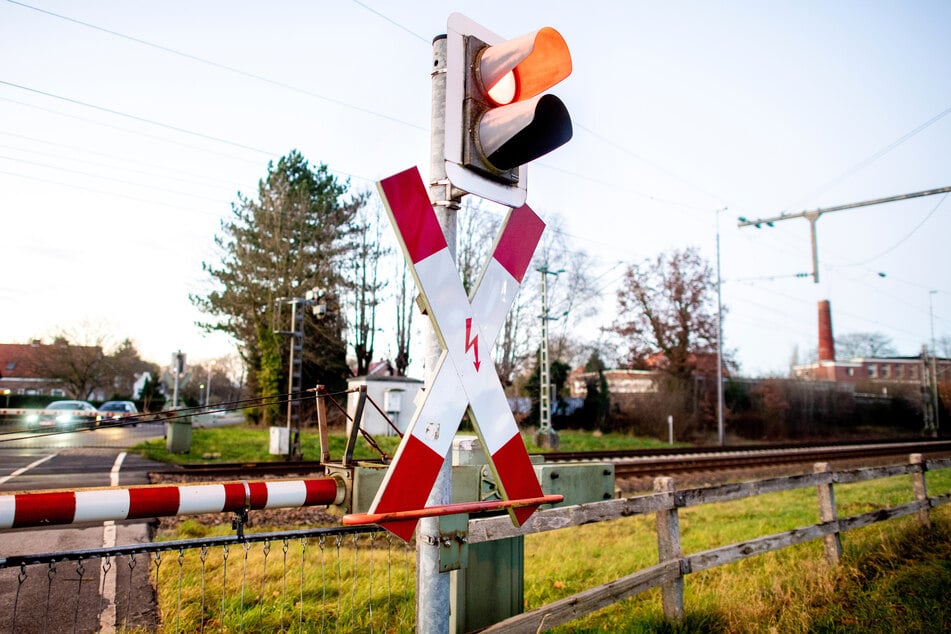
(2, 1), (949, 377)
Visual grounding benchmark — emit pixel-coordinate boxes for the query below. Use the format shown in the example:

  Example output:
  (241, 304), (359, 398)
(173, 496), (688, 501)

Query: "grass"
(131, 425), (678, 464)
(150, 462), (951, 632)
(153, 525), (415, 632)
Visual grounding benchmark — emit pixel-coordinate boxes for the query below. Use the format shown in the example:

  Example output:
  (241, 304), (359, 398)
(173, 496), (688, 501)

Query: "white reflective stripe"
(264, 481), (307, 508)
(462, 369), (520, 456)
(470, 258), (519, 349)
(414, 251), (470, 340)
(0, 496), (15, 528)
(75, 490), (130, 523)
(178, 484), (227, 515)
(406, 354), (468, 459)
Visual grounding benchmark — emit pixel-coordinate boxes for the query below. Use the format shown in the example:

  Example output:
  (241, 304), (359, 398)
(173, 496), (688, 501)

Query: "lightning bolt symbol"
(465, 317), (481, 372)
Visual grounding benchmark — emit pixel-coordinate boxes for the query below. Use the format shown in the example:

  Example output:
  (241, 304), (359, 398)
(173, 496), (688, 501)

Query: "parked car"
(97, 400), (140, 427)
(24, 400), (99, 430)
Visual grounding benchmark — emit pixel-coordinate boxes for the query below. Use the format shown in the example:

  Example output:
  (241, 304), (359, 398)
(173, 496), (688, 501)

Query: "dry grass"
(152, 469), (951, 632)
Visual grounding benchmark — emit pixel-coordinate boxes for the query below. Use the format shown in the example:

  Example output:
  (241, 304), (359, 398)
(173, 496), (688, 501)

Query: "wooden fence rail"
(475, 453), (951, 632)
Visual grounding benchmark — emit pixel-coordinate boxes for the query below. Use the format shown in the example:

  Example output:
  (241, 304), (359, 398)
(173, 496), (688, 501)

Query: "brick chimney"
(818, 300), (835, 362)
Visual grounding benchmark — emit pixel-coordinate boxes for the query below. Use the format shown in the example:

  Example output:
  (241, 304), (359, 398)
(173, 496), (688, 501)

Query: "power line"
(0, 153), (229, 204)
(738, 186), (951, 283)
(0, 130), (243, 187)
(0, 168), (221, 216)
(0, 79), (278, 156)
(846, 193), (949, 266)
(0, 142), (232, 193)
(9, 0), (719, 213)
(0, 95), (270, 165)
(5, 0), (428, 132)
(797, 103), (951, 204)
(350, 0), (430, 44)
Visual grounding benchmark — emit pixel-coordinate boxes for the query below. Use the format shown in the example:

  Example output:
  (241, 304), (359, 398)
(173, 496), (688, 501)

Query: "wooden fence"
(466, 453), (951, 632)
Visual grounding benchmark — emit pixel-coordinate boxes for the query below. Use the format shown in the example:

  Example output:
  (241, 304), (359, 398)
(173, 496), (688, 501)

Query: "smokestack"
(818, 300), (835, 362)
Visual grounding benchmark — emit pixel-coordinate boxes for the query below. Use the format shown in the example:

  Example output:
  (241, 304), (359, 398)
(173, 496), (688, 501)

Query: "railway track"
(156, 438), (951, 480)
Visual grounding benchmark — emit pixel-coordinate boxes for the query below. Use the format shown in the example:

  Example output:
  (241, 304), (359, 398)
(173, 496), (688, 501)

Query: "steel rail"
(152, 439), (951, 480)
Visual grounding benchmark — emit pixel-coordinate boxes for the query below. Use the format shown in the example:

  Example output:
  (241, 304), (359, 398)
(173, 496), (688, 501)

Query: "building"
(792, 300), (950, 384)
(346, 361), (423, 436)
(569, 368), (659, 398)
(0, 341), (107, 400)
(0, 341), (66, 396)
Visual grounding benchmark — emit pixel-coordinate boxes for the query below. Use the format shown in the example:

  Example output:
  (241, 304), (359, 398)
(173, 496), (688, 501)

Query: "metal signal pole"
(416, 33), (456, 633)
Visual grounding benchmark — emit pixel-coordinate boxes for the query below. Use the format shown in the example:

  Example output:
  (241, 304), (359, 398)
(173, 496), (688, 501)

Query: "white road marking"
(99, 451), (126, 634)
(0, 452), (57, 485)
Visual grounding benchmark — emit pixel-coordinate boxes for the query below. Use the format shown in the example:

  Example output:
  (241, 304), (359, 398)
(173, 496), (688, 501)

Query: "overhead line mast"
(737, 186), (951, 283)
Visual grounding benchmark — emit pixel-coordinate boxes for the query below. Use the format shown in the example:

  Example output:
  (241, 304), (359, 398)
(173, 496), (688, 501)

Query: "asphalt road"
(0, 425), (169, 632)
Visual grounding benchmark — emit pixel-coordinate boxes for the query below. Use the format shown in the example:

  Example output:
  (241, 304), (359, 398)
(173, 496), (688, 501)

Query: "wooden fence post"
(654, 476), (684, 622)
(910, 453), (931, 528)
(814, 462), (841, 566)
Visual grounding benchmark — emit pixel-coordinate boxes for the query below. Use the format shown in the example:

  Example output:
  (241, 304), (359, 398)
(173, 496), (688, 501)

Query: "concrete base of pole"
(534, 429), (560, 449)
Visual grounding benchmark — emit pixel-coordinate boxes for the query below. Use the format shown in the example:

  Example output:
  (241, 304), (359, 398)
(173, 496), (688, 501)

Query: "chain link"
(74, 558), (87, 634)
(45, 560), (57, 632)
(12, 563), (27, 632)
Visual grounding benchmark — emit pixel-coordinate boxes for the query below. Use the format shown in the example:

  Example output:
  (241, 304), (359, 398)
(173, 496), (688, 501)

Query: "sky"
(1, 0), (949, 378)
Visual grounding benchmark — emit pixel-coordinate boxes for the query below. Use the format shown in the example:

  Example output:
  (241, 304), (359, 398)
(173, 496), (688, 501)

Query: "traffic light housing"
(445, 13), (573, 207)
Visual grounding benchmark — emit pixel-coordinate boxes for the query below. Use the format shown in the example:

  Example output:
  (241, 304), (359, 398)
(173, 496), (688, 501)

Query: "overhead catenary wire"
(5, 0), (429, 132)
(6, 0), (711, 215)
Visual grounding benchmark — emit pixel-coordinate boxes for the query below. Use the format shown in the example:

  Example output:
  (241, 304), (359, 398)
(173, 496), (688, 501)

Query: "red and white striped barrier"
(0, 478), (344, 530)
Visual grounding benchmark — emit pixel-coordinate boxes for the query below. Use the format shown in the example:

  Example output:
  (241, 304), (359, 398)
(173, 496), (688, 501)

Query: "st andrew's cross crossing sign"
(368, 167), (545, 541)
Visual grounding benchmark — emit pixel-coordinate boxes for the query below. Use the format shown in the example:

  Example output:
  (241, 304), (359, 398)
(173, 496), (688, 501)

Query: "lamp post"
(205, 360), (215, 408)
(716, 208), (726, 446)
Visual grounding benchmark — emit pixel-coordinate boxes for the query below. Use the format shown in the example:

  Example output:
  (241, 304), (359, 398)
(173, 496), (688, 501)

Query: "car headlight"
(56, 413), (72, 424)
(26, 414), (39, 423)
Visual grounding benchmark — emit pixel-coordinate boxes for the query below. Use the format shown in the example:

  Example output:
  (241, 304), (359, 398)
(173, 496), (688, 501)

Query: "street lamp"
(206, 360), (216, 408)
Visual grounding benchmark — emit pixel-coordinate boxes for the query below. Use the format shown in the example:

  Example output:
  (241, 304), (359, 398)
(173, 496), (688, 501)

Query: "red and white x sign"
(369, 167), (545, 541)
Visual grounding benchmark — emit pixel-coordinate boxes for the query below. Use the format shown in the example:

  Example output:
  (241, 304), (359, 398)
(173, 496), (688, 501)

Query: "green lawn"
(131, 425), (678, 464)
(153, 467), (951, 632)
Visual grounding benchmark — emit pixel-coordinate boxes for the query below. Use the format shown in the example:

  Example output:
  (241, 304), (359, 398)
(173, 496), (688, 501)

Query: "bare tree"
(937, 335), (951, 358)
(611, 247), (720, 384)
(347, 198), (389, 376)
(35, 322), (111, 399)
(835, 332), (898, 359)
(393, 260), (415, 376)
(104, 339), (159, 399)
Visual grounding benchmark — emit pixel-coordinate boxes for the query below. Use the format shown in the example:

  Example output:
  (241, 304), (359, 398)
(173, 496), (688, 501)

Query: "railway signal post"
(353, 14), (575, 632)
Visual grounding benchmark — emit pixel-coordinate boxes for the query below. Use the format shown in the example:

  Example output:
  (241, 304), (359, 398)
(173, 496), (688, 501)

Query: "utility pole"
(275, 292), (323, 461)
(930, 290), (940, 435)
(738, 186), (951, 283)
(715, 209), (726, 446)
(922, 344), (937, 437)
(171, 350), (185, 409)
(536, 265), (564, 449)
